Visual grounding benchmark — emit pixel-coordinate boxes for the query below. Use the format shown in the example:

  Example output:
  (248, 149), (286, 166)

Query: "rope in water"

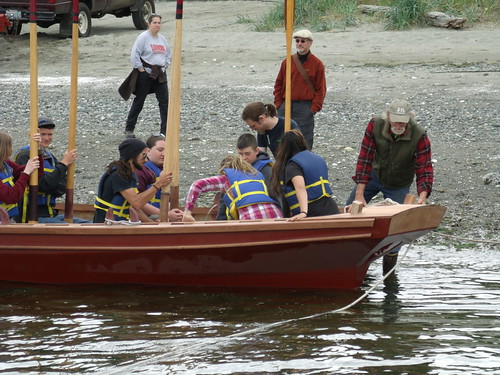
(103, 243), (413, 374)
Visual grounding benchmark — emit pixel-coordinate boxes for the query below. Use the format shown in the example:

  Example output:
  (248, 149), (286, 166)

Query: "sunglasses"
(141, 153), (148, 160)
(295, 38), (309, 44)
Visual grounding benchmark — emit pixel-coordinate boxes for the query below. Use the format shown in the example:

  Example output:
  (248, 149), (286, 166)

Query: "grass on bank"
(237, 0), (500, 31)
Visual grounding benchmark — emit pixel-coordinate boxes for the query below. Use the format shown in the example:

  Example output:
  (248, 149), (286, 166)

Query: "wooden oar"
(160, 0), (183, 222)
(284, 0), (294, 132)
(27, 0), (38, 223)
(64, 0), (79, 222)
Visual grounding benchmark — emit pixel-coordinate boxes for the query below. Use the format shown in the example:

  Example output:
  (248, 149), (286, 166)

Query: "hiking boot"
(124, 130), (135, 138)
(383, 254), (399, 275)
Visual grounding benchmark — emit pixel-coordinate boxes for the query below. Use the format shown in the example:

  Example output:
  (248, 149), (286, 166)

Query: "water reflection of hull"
(0, 204), (445, 290)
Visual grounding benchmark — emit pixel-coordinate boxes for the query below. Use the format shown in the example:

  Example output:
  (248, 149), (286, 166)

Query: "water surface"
(0, 245), (498, 374)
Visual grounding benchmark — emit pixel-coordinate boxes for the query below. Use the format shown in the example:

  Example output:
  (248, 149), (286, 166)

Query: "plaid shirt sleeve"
(185, 175), (228, 211)
(352, 119), (377, 185)
(414, 132), (434, 196)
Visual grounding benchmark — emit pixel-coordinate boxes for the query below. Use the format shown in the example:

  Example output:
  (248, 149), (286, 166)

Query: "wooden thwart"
(350, 200), (363, 215)
(404, 194), (417, 204)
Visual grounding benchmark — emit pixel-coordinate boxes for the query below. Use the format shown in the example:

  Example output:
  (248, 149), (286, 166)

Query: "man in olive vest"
(345, 99), (434, 274)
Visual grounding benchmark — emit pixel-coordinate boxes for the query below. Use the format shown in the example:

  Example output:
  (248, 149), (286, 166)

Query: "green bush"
(253, 0), (499, 32)
(385, 0), (428, 29)
(255, 0), (358, 32)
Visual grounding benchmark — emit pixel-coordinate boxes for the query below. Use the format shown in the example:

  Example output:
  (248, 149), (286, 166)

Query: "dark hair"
(146, 134), (165, 149)
(236, 133), (258, 150)
(148, 14), (162, 23)
(106, 160), (134, 181)
(270, 129), (307, 197)
(241, 102), (277, 122)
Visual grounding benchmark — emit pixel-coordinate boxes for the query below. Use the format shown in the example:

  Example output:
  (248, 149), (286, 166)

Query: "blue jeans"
(345, 172), (410, 255)
(38, 214), (90, 223)
(345, 172), (409, 206)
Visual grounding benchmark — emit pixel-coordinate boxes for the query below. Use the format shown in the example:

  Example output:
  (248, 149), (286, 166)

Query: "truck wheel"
(132, 0), (155, 30)
(6, 21), (22, 36)
(60, 3), (92, 37)
(78, 3), (92, 37)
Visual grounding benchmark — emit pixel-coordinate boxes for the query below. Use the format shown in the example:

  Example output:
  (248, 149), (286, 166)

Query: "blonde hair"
(218, 155), (258, 176)
(0, 132), (13, 170)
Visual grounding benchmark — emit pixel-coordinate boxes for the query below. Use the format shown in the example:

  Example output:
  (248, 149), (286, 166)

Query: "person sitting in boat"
(182, 155), (283, 222)
(0, 131), (43, 222)
(216, 133), (275, 220)
(270, 129), (341, 221)
(13, 117), (89, 223)
(241, 102), (300, 157)
(135, 134), (184, 222)
(93, 138), (173, 223)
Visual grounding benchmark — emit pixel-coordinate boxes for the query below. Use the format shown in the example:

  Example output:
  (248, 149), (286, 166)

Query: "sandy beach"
(0, 1), (498, 246)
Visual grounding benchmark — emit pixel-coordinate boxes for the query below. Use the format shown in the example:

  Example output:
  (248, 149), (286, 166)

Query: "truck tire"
(132, 0), (155, 30)
(59, 3), (92, 38)
(77, 3), (92, 37)
(6, 21), (22, 36)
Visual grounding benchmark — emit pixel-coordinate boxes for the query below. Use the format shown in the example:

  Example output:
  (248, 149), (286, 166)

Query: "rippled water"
(0, 245), (498, 374)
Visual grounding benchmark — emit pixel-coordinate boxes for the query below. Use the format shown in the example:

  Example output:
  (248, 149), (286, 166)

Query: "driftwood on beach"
(358, 4), (467, 29)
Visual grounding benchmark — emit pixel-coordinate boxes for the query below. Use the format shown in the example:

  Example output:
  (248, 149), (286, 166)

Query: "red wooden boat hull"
(0, 205), (446, 290)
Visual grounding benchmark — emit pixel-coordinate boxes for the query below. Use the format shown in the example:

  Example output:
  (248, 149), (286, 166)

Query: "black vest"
(372, 118), (425, 189)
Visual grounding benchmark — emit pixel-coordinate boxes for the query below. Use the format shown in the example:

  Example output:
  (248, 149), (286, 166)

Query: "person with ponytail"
(241, 101), (300, 157)
(270, 129), (340, 221)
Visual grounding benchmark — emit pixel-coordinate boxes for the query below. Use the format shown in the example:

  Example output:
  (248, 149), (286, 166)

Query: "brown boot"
(383, 254), (399, 275)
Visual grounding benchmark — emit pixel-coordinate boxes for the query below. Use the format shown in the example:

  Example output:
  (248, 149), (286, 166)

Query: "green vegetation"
(243, 0), (499, 31)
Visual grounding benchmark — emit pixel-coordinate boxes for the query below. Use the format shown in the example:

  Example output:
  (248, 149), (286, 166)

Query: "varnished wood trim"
(0, 233), (372, 251)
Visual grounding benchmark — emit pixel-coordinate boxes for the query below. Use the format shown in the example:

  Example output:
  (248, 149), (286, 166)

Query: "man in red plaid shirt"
(345, 99), (434, 273)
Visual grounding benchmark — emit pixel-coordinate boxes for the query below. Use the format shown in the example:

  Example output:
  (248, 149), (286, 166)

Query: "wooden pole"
(160, 0), (183, 222)
(27, 0), (38, 223)
(284, 0), (294, 132)
(64, 0), (79, 222)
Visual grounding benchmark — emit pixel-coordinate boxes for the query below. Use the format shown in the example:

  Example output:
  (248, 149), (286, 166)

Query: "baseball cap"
(388, 99), (412, 123)
(38, 116), (55, 129)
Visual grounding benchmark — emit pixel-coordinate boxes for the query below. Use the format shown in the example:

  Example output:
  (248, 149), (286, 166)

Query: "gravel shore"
(0, 1), (498, 248)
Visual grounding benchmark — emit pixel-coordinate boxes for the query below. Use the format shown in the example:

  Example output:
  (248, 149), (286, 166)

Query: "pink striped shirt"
(185, 175), (283, 220)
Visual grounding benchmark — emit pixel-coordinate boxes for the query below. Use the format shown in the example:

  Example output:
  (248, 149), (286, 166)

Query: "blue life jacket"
(14, 146), (57, 222)
(144, 160), (161, 208)
(281, 150), (333, 215)
(94, 169), (138, 221)
(0, 161), (20, 218)
(252, 158), (272, 172)
(222, 168), (276, 220)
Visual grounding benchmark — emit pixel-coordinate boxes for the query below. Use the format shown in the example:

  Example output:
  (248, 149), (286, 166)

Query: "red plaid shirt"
(353, 119), (434, 195)
(185, 175), (283, 220)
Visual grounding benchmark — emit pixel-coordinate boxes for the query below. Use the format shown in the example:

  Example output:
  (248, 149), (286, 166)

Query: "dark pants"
(278, 100), (315, 150)
(125, 71), (169, 135)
